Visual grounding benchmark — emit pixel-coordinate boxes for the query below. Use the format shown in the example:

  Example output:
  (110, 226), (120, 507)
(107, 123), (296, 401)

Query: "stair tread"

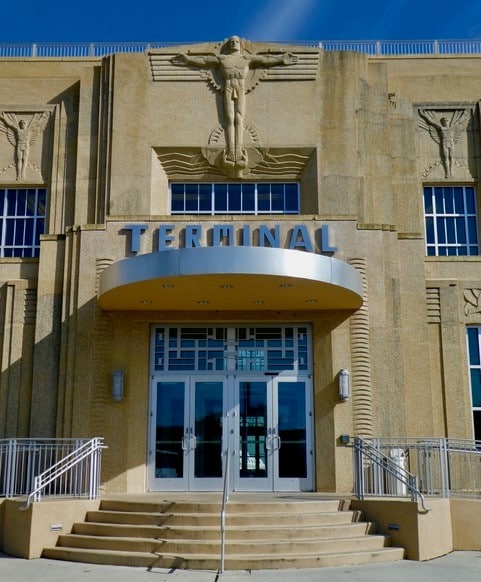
(59, 533), (388, 544)
(45, 545), (403, 559)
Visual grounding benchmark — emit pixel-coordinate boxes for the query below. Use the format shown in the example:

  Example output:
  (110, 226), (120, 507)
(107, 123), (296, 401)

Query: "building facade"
(0, 38), (480, 495)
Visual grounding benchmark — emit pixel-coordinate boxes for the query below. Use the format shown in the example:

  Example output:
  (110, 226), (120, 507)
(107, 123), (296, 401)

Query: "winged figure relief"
(419, 109), (470, 178)
(0, 111), (50, 180)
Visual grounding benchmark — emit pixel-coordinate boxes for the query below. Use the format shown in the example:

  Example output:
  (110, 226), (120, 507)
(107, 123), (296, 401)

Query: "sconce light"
(338, 369), (350, 401)
(112, 369), (124, 402)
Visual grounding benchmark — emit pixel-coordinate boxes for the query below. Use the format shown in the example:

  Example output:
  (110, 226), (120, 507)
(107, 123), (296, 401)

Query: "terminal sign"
(123, 223), (338, 255)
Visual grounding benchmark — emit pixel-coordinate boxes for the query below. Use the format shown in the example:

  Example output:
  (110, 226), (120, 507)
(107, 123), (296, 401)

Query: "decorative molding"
(155, 147), (313, 180)
(464, 288), (481, 317)
(426, 287), (441, 323)
(23, 288), (37, 325)
(348, 258), (374, 438)
(418, 108), (471, 179)
(152, 37), (317, 177)
(0, 109), (51, 182)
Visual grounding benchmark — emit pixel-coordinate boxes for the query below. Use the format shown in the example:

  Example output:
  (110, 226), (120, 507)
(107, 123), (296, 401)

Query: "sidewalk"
(2, 552), (481, 582)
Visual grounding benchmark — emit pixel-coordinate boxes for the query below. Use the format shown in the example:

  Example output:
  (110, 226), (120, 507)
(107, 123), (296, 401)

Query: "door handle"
(266, 435), (272, 450)
(272, 435), (281, 450)
(181, 436), (189, 450)
(190, 435), (197, 449)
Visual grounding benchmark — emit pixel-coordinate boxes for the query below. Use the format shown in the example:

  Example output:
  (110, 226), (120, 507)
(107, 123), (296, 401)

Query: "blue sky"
(3, 0), (481, 43)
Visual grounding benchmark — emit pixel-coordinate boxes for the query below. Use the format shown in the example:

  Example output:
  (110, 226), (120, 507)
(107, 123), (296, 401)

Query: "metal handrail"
(1, 40), (481, 58)
(220, 446), (230, 574)
(352, 437), (430, 512)
(20, 437), (106, 510)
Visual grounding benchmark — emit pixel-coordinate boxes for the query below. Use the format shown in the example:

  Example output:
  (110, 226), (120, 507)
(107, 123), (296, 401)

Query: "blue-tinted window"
(170, 183), (300, 215)
(0, 188), (47, 258)
(466, 328), (481, 439)
(423, 186), (478, 256)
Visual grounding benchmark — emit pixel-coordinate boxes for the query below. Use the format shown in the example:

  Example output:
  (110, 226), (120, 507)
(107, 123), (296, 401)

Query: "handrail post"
(5, 439), (16, 497)
(220, 446), (230, 574)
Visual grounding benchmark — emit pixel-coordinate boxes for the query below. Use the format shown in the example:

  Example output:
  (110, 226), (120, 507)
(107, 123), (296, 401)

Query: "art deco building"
(0, 37), (480, 502)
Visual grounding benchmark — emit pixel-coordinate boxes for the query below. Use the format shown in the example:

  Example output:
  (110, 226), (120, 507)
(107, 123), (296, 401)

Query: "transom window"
(423, 186), (479, 256)
(0, 188), (47, 258)
(170, 183), (300, 215)
(466, 327), (481, 440)
(152, 325), (310, 373)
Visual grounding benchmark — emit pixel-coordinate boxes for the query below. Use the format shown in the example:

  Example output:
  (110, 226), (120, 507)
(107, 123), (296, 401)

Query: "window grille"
(423, 186), (478, 256)
(0, 188), (47, 257)
(170, 183), (300, 215)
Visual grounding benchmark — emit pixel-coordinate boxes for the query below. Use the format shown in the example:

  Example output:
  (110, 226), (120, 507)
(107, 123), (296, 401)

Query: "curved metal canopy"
(98, 246), (363, 311)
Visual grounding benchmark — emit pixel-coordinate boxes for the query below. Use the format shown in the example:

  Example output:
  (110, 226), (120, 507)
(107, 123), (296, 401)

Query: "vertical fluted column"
(348, 258), (374, 437)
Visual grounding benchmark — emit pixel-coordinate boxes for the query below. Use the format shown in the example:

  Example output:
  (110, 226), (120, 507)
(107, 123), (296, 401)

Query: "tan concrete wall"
(1, 498), (100, 559)
(351, 498), (453, 561)
(451, 498), (481, 550)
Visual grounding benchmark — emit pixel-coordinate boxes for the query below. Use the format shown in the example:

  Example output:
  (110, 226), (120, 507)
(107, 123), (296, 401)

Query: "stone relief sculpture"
(419, 109), (470, 178)
(171, 36), (297, 177)
(464, 288), (481, 317)
(0, 111), (50, 181)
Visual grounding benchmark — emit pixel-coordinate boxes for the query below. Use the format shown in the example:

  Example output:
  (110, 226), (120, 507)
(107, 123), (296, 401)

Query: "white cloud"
(244, 0), (318, 41)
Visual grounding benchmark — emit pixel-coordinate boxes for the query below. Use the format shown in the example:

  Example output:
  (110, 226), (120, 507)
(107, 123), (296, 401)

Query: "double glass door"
(148, 375), (313, 491)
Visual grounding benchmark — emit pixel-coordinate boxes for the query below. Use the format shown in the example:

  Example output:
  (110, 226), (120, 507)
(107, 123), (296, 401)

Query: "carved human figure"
(0, 111), (49, 181)
(172, 36), (297, 166)
(419, 109), (470, 178)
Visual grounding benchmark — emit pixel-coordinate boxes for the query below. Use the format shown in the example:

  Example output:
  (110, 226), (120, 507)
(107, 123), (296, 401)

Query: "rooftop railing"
(1, 40), (481, 58)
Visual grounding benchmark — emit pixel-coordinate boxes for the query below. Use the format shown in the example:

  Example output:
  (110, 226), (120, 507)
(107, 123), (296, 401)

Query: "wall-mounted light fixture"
(338, 369), (350, 401)
(112, 369), (124, 402)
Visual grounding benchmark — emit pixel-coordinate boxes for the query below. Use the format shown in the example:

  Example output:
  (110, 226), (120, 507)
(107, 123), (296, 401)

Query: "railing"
(1, 40), (481, 58)
(0, 437), (105, 507)
(352, 437), (481, 507)
(352, 437), (430, 512)
(220, 446), (230, 574)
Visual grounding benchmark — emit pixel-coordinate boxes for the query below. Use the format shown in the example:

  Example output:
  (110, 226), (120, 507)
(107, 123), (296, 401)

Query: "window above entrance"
(170, 183), (299, 215)
(152, 326), (311, 374)
(0, 188), (46, 257)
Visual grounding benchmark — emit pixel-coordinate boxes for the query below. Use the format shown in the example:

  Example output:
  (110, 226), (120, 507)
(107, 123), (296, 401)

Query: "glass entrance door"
(234, 378), (313, 491)
(149, 375), (313, 492)
(149, 377), (225, 491)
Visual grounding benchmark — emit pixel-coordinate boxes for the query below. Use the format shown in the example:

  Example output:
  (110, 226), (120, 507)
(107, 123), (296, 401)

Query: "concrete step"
(73, 520), (374, 540)
(55, 532), (390, 555)
(98, 499), (344, 515)
(43, 545), (405, 570)
(43, 497), (404, 570)
(86, 508), (362, 527)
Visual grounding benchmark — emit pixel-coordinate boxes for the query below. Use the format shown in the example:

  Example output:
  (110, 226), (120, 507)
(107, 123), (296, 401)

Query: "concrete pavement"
(2, 552), (481, 581)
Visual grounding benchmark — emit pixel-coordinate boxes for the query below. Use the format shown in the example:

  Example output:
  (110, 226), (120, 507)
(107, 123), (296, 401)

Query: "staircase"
(43, 496), (404, 570)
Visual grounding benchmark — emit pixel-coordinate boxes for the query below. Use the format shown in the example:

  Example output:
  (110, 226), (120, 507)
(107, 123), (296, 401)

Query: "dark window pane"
(468, 328), (480, 366)
(466, 187), (476, 214)
(444, 188), (454, 214)
(474, 411), (481, 441)
(185, 184), (198, 212)
(423, 188), (433, 214)
(454, 187), (465, 213)
(456, 217), (467, 244)
(243, 184), (255, 211)
(199, 184), (211, 212)
(434, 187), (444, 213)
(285, 184), (299, 212)
(446, 218), (455, 242)
(425, 217), (435, 243)
(436, 218), (446, 243)
(171, 185), (184, 212)
(214, 184), (228, 212)
(471, 369), (481, 407)
(228, 184), (242, 211)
